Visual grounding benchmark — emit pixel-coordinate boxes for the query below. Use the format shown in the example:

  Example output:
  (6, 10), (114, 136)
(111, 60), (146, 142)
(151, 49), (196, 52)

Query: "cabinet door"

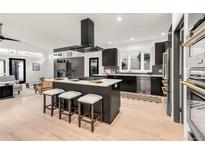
(117, 76), (137, 92)
(106, 75), (136, 92)
(151, 77), (163, 96)
(155, 42), (166, 65)
(102, 48), (117, 66)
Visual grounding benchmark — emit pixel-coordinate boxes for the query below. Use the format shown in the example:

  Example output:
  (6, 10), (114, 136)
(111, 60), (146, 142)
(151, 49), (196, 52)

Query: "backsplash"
(152, 65), (163, 75)
(104, 66), (119, 74)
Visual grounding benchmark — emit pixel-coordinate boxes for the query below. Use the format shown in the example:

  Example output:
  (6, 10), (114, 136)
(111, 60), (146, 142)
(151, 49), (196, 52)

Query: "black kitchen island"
(47, 78), (122, 124)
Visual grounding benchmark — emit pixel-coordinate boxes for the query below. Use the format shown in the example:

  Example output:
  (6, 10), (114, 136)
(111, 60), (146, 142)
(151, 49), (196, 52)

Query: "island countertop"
(45, 78), (122, 87)
(93, 73), (163, 77)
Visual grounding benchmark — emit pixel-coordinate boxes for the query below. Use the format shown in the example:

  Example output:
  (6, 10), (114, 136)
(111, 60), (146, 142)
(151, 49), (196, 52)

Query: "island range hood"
(54, 18), (103, 52)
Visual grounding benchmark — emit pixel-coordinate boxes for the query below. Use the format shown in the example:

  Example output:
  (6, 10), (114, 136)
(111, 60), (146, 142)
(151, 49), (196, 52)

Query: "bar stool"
(58, 91), (82, 123)
(43, 88), (65, 116)
(77, 94), (103, 133)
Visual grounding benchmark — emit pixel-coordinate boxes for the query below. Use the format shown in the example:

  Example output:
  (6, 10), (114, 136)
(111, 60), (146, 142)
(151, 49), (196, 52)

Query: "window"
(0, 59), (6, 76)
(130, 52), (141, 70)
(144, 53), (151, 70)
(121, 53), (129, 70)
(120, 51), (151, 72)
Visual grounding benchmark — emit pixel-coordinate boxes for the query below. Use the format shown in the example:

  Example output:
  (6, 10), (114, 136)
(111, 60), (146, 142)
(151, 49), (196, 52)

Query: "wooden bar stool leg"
(78, 102), (81, 127)
(59, 97), (62, 119)
(89, 105), (91, 118)
(91, 104), (94, 133)
(101, 100), (103, 123)
(43, 94), (46, 113)
(56, 94), (60, 107)
(68, 100), (71, 123)
(51, 96), (54, 116)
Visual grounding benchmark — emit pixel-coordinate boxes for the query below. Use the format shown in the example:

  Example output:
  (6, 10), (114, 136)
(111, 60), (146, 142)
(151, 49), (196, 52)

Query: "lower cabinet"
(107, 75), (137, 92)
(151, 77), (163, 96)
(105, 75), (163, 96)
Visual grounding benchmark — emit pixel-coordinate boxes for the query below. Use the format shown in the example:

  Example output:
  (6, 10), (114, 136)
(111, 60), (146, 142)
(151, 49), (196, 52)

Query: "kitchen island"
(46, 78), (122, 124)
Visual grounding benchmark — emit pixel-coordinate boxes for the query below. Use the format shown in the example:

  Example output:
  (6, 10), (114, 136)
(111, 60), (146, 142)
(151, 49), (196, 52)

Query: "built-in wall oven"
(188, 14), (205, 68)
(188, 36), (205, 68)
(185, 14), (205, 141)
(187, 67), (205, 141)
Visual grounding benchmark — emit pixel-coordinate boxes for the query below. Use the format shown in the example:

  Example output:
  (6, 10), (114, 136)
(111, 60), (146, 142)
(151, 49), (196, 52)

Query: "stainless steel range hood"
(54, 18), (103, 53)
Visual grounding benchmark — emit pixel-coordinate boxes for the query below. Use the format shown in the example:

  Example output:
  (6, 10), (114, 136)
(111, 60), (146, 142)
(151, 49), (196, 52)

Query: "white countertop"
(45, 78), (122, 87)
(93, 74), (163, 77)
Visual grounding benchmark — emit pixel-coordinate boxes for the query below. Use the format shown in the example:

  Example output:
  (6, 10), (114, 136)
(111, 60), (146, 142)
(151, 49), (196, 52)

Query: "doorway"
(89, 58), (99, 77)
(173, 16), (184, 123)
(9, 58), (26, 84)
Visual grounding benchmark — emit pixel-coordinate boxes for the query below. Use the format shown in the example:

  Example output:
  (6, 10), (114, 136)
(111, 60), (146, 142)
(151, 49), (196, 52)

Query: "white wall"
(0, 54), (47, 83)
(84, 51), (103, 77)
(106, 38), (166, 53)
(0, 41), (53, 83)
(44, 51), (54, 79)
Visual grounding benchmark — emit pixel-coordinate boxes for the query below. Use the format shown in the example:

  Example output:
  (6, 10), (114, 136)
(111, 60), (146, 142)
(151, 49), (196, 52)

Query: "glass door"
(89, 58), (99, 77)
(9, 58), (26, 83)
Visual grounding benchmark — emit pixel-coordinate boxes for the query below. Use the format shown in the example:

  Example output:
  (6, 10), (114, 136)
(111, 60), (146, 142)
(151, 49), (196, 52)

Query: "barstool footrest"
(61, 109), (78, 116)
(79, 112), (102, 123)
(44, 104), (58, 110)
(60, 106), (78, 115)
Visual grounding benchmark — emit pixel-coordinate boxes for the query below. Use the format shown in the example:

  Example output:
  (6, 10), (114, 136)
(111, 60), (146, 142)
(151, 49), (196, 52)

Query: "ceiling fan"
(0, 23), (20, 42)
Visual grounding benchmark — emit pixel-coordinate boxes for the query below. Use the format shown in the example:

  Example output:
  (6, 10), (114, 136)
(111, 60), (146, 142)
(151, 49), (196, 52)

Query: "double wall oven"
(184, 14), (205, 141)
(187, 68), (205, 141)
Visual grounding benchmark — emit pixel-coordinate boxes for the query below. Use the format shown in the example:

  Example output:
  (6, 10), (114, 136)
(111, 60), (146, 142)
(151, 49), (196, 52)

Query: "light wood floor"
(0, 94), (183, 141)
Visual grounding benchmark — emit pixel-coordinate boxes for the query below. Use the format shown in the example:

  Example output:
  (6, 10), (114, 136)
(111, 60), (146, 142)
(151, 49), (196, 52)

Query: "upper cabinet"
(154, 41), (167, 65)
(102, 48), (118, 66)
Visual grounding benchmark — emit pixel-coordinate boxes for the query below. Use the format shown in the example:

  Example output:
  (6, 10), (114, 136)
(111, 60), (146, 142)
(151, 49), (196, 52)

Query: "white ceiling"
(0, 13), (171, 51)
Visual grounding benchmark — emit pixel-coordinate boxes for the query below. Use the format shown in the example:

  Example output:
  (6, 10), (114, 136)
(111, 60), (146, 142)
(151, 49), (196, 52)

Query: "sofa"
(0, 75), (23, 94)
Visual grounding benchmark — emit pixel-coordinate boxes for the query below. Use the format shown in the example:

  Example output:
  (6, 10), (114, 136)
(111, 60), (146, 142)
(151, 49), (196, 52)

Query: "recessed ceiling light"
(130, 37), (134, 41)
(108, 41), (112, 44)
(117, 17), (122, 22)
(161, 32), (166, 36)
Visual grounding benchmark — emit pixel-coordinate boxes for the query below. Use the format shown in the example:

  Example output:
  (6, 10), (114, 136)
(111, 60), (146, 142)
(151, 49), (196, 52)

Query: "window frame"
(119, 51), (151, 73)
(0, 59), (6, 76)
(120, 52), (129, 72)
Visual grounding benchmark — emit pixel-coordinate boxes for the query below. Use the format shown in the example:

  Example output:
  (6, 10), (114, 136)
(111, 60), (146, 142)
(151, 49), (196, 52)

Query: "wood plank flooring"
(0, 94), (183, 141)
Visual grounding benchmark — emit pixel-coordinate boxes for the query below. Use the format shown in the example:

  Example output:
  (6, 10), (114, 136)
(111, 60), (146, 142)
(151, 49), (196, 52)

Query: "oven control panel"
(190, 67), (205, 79)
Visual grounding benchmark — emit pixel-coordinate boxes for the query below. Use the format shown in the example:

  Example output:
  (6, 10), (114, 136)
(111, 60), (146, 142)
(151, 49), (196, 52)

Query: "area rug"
(121, 91), (163, 103)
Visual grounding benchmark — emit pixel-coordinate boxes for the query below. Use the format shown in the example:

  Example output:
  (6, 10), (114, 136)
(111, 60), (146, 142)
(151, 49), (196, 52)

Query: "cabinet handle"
(198, 59), (203, 64)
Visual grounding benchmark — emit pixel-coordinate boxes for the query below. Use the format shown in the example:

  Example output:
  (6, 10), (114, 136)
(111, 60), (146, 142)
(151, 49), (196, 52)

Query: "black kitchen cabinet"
(151, 77), (163, 96)
(155, 42), (166, 65)
(107, 75), (137, 92)
(102, 48), (118, 66)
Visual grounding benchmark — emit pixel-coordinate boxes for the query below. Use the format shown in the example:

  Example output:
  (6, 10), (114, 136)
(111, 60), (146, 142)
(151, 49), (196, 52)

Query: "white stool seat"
(43, 88), (65, 96)
(78, 94), (103, 104)
(59, 91), (82, 100)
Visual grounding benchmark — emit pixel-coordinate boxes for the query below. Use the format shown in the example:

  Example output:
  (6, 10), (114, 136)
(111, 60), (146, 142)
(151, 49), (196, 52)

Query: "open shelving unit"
(161, 79), (167, 96)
